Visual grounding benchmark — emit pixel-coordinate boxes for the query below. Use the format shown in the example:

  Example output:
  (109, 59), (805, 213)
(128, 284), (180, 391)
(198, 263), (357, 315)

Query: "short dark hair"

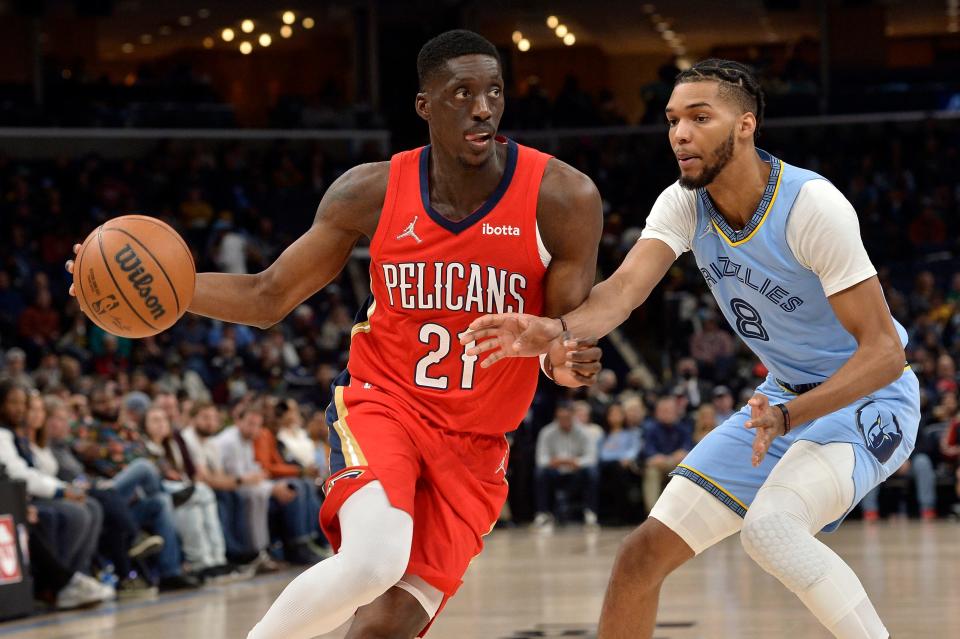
(675, 59), (765, 139)
(417, 29), (501, 89)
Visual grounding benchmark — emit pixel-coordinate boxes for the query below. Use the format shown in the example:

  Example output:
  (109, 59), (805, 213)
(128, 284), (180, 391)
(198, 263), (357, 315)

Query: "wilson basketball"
(73, 215), (195, 338)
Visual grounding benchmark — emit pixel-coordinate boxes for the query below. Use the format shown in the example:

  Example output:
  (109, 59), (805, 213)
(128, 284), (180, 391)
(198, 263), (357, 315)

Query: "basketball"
(72, 215), (195, 339)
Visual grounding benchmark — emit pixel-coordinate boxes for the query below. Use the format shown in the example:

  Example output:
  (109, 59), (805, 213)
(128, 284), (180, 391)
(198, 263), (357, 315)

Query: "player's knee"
(740, 510), (826, 593)
(344, 537), (411, 595)
(614, 520), (682, 582)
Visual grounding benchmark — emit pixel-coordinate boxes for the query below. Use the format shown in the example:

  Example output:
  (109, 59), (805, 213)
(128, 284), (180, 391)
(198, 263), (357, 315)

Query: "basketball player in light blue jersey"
(462, 59), (918, 639)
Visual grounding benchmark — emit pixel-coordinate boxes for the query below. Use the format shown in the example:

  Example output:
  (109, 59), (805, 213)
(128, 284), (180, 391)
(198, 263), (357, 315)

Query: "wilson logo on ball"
(114, 244), (168, 320)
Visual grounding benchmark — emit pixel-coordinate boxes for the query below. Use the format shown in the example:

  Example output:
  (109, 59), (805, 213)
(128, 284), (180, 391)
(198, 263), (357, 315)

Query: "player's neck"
(704, 152), (772, 230)
(427, 141), (507, 222)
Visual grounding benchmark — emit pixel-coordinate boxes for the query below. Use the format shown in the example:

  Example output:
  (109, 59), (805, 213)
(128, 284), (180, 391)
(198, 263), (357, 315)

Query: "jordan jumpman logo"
(397, 216), (423, 243)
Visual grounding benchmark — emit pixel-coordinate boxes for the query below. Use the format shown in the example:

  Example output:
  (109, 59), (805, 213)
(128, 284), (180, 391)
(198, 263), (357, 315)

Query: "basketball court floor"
(0, 521), (956, 639)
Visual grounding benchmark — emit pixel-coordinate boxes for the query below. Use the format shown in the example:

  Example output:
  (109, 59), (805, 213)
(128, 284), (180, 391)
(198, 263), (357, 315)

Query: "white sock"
(247, 481), (413, 639)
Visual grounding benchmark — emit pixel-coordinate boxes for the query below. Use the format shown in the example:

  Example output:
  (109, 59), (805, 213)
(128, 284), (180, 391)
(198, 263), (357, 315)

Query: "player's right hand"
(64, 243), (80, 297)
(461, 313), (564, 368)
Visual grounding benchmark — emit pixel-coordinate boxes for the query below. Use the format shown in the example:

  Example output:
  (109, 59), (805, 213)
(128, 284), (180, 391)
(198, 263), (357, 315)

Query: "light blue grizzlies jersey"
(690, 149), (908, 386)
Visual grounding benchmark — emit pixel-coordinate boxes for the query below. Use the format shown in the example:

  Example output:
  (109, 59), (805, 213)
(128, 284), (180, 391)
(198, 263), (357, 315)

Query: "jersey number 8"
(730, 298), (769, 342)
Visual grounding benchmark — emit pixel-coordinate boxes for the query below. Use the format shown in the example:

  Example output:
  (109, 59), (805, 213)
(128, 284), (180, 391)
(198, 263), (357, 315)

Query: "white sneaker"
(584, 509), (600, 529)
(55, 574), (108, 610)
(532, 512), (554, 531)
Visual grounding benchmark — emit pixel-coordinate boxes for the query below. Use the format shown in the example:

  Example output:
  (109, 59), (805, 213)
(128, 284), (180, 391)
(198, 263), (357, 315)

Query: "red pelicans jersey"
(344, 138), (550, 436)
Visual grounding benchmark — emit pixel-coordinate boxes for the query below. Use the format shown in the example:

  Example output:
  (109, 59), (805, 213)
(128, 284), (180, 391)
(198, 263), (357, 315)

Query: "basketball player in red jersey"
(67, 30), (603, 638)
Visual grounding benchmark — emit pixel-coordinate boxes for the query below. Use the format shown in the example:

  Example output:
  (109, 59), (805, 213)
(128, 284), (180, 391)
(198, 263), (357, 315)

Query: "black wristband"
(558, 316), (568, 334)
(773, 403), (791, 435)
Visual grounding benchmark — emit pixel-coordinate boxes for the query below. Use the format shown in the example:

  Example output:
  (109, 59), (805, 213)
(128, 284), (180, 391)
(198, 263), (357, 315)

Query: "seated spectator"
(2, 348), (35, 390)
(215, 400), (324, 565)
(71, 384), (199, 591)
(674, 358), (710, 409)
(640, 396), (693, 513)
(597, 403), (643, 524)
(940, 413), (960, 519)
(181, 401), (274, 571)
(711, 385), (736, 423)
(41, 394), (159, 597)
(533, 402), (599, 529)
(306, 407), (331, 480)
(693, 403), (718, 443)
(0, 382), (105, 590)
(275, 398), (319, 470)
(573, 400), (605, 457)
(142, 406), (236, 579)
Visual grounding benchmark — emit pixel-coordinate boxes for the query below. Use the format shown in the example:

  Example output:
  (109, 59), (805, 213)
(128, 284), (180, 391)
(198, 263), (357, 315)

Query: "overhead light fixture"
(139, 34), (152, 44)
(202, 37), (214, 49)
(158, 25), (172, 36)
(197, 8), (211, 19)
(302, 17), (315, 29)
(283, 11), (296, 25)
(546, 16), (559, 29)
(259, 33), (272, 47)
(643, 4), (656, 14)
(656, 22), (668, 32)
(662, 30), (675, 40)
(518, 38), (531, 52)
(676, 56), (692, 70)
(280, 25), (293, 38)
(179, 15), (192, 27)
(555, 24), (568, 37)
(512, 30), (523, 43)
(221, 28), (235, 42)
(239, 41), (252, 54)
(563, 33), (575, 45)
(241, 19), (255, 33)
(121, 42), (134, 53)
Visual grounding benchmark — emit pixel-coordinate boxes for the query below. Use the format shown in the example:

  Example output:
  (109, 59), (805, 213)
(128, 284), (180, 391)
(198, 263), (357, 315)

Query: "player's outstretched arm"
(188, 163), (388, 328)
(463, 237), (676, 368)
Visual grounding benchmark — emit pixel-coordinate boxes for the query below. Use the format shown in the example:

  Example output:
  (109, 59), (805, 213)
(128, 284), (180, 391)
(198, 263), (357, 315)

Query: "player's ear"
(739, 111), (757, 140)
(415, 92), (430, 122)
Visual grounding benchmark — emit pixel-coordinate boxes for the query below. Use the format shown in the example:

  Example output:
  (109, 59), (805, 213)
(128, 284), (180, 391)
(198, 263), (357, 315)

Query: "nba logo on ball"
(91, 294), (121, 315)
(856, 401), (903, 464)
(0, 515), (23, 585)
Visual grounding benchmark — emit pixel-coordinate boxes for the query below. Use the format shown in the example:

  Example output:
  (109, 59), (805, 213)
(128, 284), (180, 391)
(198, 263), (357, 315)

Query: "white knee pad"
(396, 573), (445, 619)
(649, 475), (744, 555)
(741, 510), (828, 592)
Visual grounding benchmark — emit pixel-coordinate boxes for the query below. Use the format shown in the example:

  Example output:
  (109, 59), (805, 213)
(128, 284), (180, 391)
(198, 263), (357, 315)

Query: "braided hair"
(675, 59), (765, 140)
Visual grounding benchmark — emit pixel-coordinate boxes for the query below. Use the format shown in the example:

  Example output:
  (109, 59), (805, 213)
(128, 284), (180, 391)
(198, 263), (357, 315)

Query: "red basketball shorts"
(320, 378), (509, 605)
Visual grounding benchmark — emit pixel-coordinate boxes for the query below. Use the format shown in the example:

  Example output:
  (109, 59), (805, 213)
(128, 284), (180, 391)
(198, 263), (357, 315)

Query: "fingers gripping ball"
(73, 215), (195, 338)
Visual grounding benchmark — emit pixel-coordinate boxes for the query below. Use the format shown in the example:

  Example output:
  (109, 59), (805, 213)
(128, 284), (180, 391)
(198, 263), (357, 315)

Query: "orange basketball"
(73, 215), (196, 338)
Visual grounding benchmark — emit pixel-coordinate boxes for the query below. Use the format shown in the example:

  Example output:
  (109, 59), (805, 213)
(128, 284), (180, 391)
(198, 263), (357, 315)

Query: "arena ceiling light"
(239, 41), (252, 54)
(221, 28), (235, 42)
(563, 33), (575, 45)
(241, 19), (255, 33)
(518, 38), (531, 52)
(555, 24), (568, 37)
(121, 42), (134, 53)
(283, 11), (296, 25)
(259, 33), (272, 47)
(178, 15), (192, 27)
(302, 17), (315, 29)
(280, 25), (293, 38)
(512, 30), (523, 43)
(197, 8), (211, 19)
(202, 37), (214, 49)
(546, 15), (559, 29)
(139, 34), (152, 44)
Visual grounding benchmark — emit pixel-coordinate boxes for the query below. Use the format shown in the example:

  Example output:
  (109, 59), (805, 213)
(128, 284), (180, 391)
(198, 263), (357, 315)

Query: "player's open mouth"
(677, 154), (700, 167)
(465, 131), (493, 150)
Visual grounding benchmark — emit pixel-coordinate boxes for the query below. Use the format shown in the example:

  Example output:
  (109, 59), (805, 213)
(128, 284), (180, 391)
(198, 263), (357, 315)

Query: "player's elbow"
(876, 336), (905, 385)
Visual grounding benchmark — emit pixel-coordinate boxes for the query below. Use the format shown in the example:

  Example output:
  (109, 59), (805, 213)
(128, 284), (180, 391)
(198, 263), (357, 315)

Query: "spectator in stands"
(17, 288), (61, 355)
(40, 394), (159, 597)
(588, 369), (619, 424)
(673, 357), (711, 409)
(252, 398), (327, 559)
(689, 314), (735, 379)
(72, 384), (198, 591)
(598, 403), (642, 524)
(640, 396), (693, 514)
(711, 385), (736, 423)
(275, 398), (318, 471)
(215, 400), (323, 565)
(180, 401), (275, 571)
(2, 348), (34, 390)
(142, 405), (237, 579)
(573, 400), (605, 461)
(622, 394), (647, 431)
(940, 409), (960, 519)
(693, 403), (718, 443)
(532, 402), (599, 530)
(306, 408), (331, 480)
(0, 382), (105, 586)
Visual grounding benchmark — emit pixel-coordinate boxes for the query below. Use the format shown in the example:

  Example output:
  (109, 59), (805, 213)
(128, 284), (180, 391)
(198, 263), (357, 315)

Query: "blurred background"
(0, 0), (959, 618)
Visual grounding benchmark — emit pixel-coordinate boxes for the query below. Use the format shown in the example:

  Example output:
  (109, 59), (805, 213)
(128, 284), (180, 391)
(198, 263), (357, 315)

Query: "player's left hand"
(744, 393), (786, 467)
(548, 336), (602, 387)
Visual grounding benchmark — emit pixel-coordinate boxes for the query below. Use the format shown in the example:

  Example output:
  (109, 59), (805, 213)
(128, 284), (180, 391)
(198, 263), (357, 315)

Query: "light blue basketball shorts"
(672, 367), (920, 532)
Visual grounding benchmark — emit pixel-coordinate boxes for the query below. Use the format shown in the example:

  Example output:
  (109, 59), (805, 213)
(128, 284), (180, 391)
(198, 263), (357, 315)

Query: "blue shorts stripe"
(670, 466), (748, 518)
